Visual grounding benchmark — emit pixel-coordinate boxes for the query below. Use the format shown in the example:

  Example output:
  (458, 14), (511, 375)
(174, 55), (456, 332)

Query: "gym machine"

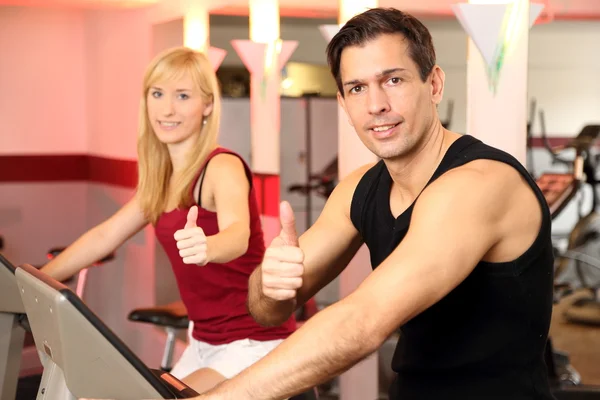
(533, 114), (600, 398)
(16, 261), (199, 399)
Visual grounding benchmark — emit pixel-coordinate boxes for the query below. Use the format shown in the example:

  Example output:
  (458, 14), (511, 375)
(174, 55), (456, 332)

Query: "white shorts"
(170, 324), (284, 379)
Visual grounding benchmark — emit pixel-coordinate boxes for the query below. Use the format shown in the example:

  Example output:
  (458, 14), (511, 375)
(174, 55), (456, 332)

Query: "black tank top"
(350, 135), (556, 400)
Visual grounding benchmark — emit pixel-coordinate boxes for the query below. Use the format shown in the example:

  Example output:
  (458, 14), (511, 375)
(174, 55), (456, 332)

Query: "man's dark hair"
(326, 8), (437, 95)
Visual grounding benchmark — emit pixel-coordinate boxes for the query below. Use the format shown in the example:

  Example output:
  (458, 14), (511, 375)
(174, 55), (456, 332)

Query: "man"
(193, 7), (556, 400)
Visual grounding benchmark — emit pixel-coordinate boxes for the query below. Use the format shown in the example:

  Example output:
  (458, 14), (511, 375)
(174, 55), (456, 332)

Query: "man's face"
(337, 33), (442, 160)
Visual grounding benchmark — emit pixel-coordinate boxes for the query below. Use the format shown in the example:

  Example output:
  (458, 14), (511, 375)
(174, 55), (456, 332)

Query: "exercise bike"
(43, 247), (319, 399)
(2, 248), (196, 400)
(16, 258), (199, 399)
(0, 247), (112, 400)
(128, 298), (321, 400)
(43, 228), (320, 398)
(532, 110), (600, 398)
(537, 110), (600, 326)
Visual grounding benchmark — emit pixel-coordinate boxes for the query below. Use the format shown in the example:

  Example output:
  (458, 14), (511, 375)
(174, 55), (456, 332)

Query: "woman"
(40, 46), (296, 393)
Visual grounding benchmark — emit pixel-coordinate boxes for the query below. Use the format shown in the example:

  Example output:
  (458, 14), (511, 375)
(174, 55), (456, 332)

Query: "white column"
(232, 0), (297, 244)
(183, 3), (209, 52)
(453, 0), (543, 162)
(250, 0), (280, 43)
(321, 2), (379, 399)
(249, 0), (281, 176)
(148, 0), (227, 70)
(183, 2), (227, 70)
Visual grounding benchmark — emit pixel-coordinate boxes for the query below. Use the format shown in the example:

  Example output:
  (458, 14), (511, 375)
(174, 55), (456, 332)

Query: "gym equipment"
(128, 301), (189, 373)
(44, 246), (318, 398)
(128, 301), (320, 400)
(288, 156), (337, 201)
(286, 94), (337, 229)
(0, 253), (28, 400)
(16, 262), (199, 399)
(1, 247), (115, 400)
(533, 115), (600, 397)
(129, 297), (318, 373)
(46, 246), (115, 297)
(538, 113), (600, 325)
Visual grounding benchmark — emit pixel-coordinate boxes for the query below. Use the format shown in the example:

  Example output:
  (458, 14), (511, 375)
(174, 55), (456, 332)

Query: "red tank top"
(154, 148), (296, 344)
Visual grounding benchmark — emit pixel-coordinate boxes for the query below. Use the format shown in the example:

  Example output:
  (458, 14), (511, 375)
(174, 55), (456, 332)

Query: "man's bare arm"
(247, 164), (371, 326)
(199, 163), (522, 400)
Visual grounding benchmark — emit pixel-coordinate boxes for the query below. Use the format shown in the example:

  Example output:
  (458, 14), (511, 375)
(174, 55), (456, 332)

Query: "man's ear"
(430, 65), (445, 105)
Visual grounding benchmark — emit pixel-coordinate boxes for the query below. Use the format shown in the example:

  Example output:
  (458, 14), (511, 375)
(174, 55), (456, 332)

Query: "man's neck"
(384, 122), (458, 203)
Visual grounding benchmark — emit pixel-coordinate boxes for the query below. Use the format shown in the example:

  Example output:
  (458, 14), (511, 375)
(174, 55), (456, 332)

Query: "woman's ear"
(203, 102), (214, 117)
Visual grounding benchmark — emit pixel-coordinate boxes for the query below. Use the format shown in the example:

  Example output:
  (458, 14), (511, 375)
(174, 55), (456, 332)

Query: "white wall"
(528, 20), (600, 136)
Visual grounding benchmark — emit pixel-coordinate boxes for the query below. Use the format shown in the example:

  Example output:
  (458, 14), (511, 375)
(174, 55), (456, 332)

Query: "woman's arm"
(40, 195), (148, 281)
(175, 154), (253, 266)
(204, 153), (253, 263)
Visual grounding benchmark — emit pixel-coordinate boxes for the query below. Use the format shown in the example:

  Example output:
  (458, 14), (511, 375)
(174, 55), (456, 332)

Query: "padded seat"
(128, 301), (189, 330)
(536, 173), (578, 219)
(564, 294), (600, 326)
(127, 299), (321, 398)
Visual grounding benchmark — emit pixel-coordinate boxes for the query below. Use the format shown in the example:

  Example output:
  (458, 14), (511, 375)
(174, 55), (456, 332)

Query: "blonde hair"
(136, 47), (222, 224)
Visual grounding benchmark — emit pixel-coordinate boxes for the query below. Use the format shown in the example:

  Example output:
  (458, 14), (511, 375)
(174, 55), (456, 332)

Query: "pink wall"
(0, 6), (162, 367)
(85, 9), (152, 160)
(0, 7), (88, 155)
(0, 6), (151, 160)
(81, 11), (159, 362)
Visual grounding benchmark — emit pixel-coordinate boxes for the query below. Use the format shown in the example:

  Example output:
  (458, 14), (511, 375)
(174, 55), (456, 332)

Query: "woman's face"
(146, 72), (212, 146)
